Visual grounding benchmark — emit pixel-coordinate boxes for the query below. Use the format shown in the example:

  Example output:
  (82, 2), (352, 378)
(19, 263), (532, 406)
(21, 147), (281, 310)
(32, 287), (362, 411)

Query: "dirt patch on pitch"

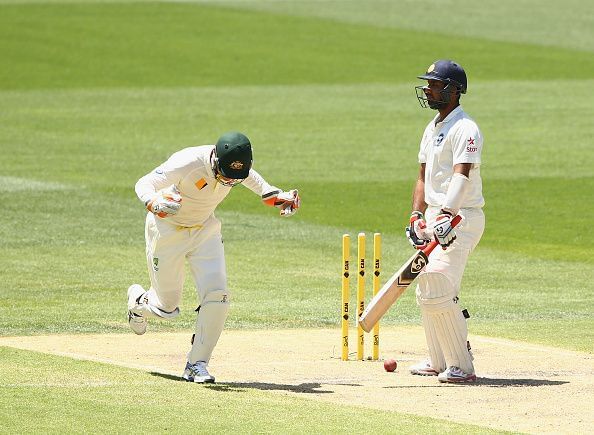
(1, 327), (592, 433)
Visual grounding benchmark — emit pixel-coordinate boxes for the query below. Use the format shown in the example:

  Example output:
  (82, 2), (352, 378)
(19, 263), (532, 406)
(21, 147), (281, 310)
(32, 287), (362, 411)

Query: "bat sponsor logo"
(396, 252), (428, 286)
(410, 256), (427, 275)
(411, 256), (427, 273)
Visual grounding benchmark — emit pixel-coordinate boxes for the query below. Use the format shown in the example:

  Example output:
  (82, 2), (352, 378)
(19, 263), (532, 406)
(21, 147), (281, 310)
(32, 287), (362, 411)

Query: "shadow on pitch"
(205, 382), (335, 394)
(149, 371), (338, 393)
(384, 377), (568, 388)
(474, 377), (569, 387)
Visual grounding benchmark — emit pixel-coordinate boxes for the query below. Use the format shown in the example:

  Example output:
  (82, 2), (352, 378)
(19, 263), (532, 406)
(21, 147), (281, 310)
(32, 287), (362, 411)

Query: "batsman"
(406, 60), (485, 383)
(127, 131), (300, 383)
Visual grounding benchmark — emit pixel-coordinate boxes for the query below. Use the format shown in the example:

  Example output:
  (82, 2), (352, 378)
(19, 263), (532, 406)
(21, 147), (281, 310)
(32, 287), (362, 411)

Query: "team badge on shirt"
(195, 178), (208, 190)
(434, 133), (445, 146)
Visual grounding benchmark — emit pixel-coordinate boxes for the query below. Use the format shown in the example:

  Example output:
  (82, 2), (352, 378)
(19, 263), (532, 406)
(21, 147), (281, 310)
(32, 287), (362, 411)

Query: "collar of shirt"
(207, 146), (217, 178)
(433, 105), (464, 126)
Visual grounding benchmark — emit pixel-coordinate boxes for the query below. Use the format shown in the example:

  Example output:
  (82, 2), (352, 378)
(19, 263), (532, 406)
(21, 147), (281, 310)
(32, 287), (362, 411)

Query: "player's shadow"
(384, 377), (568, 388)
(205, 382), (335, 394)
(474, 377), (569, 388)
(149, 372), (339, 394)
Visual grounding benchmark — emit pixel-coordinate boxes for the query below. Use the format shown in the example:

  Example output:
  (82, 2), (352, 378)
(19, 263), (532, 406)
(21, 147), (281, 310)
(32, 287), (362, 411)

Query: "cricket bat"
(358, 215), (462, 333)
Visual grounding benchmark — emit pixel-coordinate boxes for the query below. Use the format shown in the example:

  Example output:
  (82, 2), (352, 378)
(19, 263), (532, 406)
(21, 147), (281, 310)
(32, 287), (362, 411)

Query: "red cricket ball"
(384, 358), (397, 372)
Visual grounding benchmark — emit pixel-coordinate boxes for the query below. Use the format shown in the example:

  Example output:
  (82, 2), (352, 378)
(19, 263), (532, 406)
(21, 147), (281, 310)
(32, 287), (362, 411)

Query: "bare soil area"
(1, 326), (592, 434)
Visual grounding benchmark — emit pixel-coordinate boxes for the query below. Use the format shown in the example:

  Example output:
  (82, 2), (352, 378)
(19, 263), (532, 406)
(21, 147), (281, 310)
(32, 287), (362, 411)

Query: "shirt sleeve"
(452, 120), (483, 165)
(134, 150), (193, 204)
(241, 169), (279, 197)
(418, 124), (431, 164)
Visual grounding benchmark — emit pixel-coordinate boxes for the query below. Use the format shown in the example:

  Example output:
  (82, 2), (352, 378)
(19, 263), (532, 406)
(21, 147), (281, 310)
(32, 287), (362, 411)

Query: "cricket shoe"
(409, 360), (439, 376)
(182, 361), (215, 383)
(437, 366), (477, 383)
(127, 284), (147, 335)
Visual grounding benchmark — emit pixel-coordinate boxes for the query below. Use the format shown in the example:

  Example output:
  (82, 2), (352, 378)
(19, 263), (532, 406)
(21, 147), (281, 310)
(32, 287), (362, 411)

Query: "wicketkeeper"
(406, 60), (485, 383)
(127, 131), (300, 383)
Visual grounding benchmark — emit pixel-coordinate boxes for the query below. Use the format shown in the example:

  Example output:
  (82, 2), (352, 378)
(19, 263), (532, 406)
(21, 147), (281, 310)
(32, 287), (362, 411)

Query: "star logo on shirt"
(467, 137), (475, 146)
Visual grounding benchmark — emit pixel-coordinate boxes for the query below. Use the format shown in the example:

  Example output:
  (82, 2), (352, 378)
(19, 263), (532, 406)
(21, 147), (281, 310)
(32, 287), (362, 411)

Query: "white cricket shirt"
(418, 106), (484, 209)
(135, 145), (277, 227)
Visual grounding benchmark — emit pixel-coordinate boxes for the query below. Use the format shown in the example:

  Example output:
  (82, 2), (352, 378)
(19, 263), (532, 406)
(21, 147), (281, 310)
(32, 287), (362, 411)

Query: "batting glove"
(405, 211), (431, 249)
(146, 185), (182, 218)
(433, 210), (457, 249)
(262, 189), (300, 217)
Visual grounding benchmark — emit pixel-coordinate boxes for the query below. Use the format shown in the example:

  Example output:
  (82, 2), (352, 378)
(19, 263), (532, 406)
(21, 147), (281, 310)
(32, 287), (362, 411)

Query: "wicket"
(341, 232), (381, 361)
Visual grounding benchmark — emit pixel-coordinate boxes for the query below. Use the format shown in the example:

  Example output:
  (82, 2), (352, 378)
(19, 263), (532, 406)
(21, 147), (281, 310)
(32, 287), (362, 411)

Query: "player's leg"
(183, 217), (229, 383)
(128, 214), (186, 334)
(417, 270), (475, 381)
(416, 207), (484, 382)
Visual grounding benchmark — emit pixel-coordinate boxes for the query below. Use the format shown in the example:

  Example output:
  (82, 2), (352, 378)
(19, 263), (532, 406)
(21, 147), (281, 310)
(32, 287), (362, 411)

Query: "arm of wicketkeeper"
(240, 169), (300, 217)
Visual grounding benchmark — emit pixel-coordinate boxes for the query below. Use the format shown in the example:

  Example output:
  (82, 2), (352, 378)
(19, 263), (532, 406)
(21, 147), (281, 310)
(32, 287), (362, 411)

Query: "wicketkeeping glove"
(146, 185), (182, 218)
(262, 189), (300, 217)
(405, 211), (431, 249)
(433, 211), (457, 249)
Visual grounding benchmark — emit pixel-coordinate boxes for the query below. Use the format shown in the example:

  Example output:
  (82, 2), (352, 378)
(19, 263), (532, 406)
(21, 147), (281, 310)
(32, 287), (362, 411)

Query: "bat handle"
(422, 214), (463, 256)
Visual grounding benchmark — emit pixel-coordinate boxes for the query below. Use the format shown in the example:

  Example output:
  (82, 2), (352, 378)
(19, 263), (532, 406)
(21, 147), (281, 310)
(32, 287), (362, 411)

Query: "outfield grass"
(1, 0), (593, 432)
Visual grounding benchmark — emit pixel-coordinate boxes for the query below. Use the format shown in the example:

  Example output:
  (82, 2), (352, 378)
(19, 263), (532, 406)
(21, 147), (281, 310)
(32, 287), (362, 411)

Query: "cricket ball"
(383, 358), (397, 372)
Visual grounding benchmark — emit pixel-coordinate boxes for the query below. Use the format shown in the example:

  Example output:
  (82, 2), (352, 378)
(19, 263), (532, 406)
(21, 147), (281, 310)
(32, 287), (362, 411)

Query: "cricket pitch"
(1, 326), (592, 433)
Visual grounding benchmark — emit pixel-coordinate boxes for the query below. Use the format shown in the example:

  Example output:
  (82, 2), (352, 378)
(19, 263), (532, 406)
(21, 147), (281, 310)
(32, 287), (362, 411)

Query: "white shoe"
(127, 284), (147, 335)
(438, 366), (477, 383)
(409, 360), (439, 376)
(182, 361), (215, 383)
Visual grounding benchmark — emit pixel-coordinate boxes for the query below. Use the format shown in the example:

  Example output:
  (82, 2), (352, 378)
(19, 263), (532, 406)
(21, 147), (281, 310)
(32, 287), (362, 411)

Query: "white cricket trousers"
(144, 213), (227, 314)
(421, 206), (485, 293)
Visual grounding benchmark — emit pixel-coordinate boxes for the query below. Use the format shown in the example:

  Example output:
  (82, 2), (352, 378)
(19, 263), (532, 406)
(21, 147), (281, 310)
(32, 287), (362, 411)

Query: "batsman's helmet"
(415, 60), (467, 109)
(417, 59), (467, 94)
(214, 131), (253, 181)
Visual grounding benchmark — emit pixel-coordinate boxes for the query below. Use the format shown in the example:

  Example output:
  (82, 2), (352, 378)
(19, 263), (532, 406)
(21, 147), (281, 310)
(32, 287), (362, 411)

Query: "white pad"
(423, 300), (474, 374)
(187, 289), (230, 364)
(130, 289), (180, 319)
(145, 304), (180, 319)
(417, 272), (474, 374)
(420, 305), (446, 373)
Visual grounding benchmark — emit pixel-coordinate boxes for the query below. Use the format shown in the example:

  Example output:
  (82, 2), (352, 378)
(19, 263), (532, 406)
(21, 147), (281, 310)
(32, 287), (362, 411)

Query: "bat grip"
(421, 214), (463, 256)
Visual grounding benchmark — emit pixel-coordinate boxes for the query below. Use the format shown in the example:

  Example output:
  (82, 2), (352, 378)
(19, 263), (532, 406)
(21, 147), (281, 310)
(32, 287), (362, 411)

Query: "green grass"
(1, 348), (504, 434)
(213, 0), (594, 52)
(1, 2), (593, 90)
(1, 0), (593, 432)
